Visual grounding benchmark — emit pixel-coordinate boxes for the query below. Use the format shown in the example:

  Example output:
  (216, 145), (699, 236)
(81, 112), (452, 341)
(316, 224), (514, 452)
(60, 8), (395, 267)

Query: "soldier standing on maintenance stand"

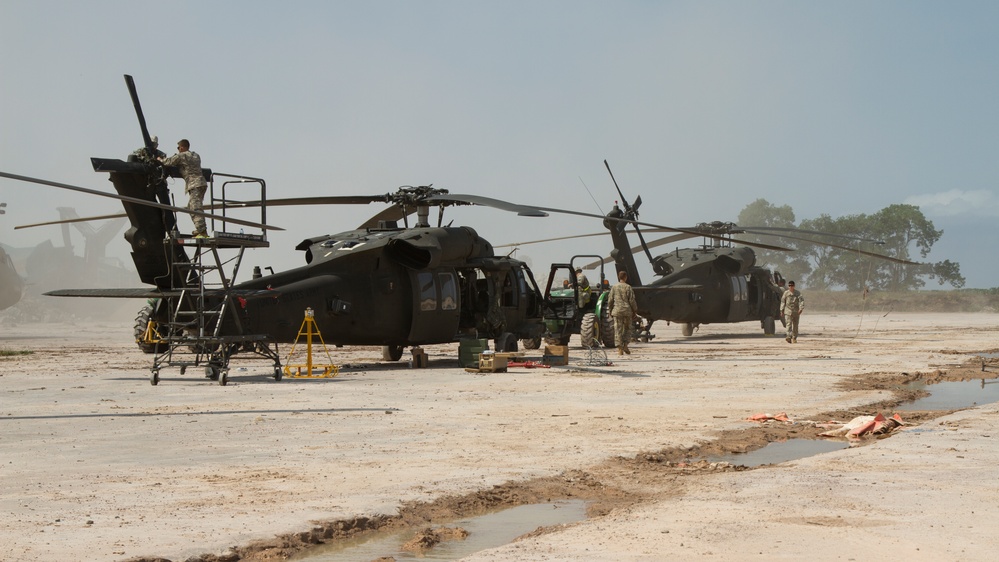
(160, 139), (209, 238)
(607, 270), (638, 355)
(780, 280), (804, 343)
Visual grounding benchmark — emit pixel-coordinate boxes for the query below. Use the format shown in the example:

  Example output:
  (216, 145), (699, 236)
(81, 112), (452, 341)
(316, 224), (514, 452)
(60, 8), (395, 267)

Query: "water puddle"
(705, 439), (851, 468)
(898, 379), (999, 411)
(292, 500), (588, 561)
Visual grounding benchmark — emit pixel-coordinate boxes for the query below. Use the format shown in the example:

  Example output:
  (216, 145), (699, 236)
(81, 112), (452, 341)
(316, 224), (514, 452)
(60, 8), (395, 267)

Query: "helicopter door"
(726, 275), (749, 322)
(407, 270), (461, 343)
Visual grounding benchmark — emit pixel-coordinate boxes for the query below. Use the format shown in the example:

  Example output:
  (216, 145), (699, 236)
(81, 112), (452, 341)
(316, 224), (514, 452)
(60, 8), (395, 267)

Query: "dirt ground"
(2, 312), (999, 561)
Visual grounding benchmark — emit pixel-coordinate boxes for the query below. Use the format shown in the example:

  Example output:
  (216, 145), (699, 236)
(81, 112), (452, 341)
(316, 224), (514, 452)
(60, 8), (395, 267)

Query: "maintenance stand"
(145, 174), (282, 386)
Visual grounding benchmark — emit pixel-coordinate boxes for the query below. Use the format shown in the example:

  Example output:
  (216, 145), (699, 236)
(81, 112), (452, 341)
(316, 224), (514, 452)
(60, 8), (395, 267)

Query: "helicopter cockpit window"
(501, 271), (516, 307)
(418, 272), (437, 311)
(439, 273), (457, 311)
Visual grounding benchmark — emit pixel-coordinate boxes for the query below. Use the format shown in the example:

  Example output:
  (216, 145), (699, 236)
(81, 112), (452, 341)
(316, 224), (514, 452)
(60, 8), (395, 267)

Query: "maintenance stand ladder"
(148, 174), (282, 386)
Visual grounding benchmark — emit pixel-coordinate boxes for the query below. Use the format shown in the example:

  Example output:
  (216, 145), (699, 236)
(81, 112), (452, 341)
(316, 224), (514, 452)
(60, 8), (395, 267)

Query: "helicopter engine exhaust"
(385, 226), (493, 269)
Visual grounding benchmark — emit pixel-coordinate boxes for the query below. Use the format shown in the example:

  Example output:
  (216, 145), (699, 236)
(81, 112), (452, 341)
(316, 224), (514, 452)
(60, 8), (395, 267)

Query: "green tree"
(734, 201), (965, 291)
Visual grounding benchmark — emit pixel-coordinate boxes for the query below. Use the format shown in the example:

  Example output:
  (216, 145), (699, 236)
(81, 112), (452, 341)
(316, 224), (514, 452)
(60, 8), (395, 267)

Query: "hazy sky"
(2, 1), (997, 288)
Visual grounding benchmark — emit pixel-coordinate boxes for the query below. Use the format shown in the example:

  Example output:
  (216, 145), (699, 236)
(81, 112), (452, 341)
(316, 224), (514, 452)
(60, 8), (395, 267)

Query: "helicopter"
(577, 161), (921, 340)
(0, 75), (560, 380)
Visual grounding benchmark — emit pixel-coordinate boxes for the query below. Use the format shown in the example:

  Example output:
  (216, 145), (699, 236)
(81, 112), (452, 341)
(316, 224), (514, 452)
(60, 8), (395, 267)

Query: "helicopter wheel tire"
(495, 332), (519, 353)
(580, 313), (597, 348)
(763, 316), (776, 335)
(150, 370), (159, 386)
(382, 345), (404, 362)
(599, 314), (616, 348)
(682, 323), (695, 337)
(521, 337), (542, 350)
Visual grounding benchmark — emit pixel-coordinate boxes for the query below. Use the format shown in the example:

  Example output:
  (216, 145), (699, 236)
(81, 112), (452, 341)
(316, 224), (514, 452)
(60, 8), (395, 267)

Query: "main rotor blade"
(124, 74), (155, 153)
(424, 194), (549, 217)
(737, 226), (885, 245)
(493, 231), (610, 249)
(785, 237), (921, 265)
(0, 171), (283, 232)
(227, 195), (391, 207)
(16, 212), (129, 230)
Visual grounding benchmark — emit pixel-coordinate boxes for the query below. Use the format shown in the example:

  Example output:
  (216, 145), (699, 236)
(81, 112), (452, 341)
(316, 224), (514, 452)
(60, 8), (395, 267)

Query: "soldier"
(576, 267), (591, 308)
(160, 139), (209, 238)
(129, 135), (165, 164)
(780, 280), (804, 343)
(607, 270), (638, 355)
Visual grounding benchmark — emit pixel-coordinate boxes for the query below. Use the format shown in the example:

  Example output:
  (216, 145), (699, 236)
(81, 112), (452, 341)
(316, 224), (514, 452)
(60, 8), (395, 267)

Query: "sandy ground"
(1, 312), (998, 561)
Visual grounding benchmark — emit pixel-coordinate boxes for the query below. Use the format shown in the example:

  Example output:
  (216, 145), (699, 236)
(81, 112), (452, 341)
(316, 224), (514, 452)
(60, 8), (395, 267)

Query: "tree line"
(736, 199), (964, 291)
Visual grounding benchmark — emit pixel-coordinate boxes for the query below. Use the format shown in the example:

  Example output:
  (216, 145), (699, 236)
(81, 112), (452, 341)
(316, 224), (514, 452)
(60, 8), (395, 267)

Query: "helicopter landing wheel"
(495, 332), (518, 353)
(521, 336), (542, 350)
(381, 345), (404, 361)
(218, 369), (229, 386)
(205, 365), (220, 380)
(273, 367), (283, 381)
(150, 369), (159, 386)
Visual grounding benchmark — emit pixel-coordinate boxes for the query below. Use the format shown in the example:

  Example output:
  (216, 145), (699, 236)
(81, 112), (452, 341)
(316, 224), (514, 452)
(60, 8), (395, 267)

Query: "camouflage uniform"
(607, 280), (637, 352)
(576, 272), (591, 308)
(780, 288), (804, 342)
(162, 150), (209, 236)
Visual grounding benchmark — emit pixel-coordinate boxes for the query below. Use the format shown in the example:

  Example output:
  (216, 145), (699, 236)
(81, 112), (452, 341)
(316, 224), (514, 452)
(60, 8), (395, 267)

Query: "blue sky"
(2, 1), (997, 288)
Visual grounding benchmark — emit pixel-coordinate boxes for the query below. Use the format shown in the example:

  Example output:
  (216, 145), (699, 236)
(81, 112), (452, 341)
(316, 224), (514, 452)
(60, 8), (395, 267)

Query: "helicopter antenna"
(604, 160), (656, 265)
(579, 176), (604, 215)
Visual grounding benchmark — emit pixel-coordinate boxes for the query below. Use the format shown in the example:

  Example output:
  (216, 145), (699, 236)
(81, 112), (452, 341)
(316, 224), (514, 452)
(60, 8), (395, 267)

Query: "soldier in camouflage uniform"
(780, 280), (804, 343)
(160, 139), (209, 237)
(607, 270), (638, 355)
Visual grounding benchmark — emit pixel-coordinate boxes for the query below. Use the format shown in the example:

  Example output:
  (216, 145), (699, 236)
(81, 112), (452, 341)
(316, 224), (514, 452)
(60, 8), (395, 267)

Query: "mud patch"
(126, 356), (999, 562)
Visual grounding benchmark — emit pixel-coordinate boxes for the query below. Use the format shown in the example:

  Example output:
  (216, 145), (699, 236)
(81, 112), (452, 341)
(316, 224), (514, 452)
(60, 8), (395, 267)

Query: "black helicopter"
(578, 161), (919, 340)
(0, 75), (557, 374)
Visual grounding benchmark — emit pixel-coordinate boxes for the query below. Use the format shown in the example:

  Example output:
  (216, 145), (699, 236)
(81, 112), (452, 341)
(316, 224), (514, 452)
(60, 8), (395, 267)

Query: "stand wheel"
(150, 369), (160, 386)
(180, 365), (187, 375)
(274, 367), (283, 381)
(219, 369), (229, 386)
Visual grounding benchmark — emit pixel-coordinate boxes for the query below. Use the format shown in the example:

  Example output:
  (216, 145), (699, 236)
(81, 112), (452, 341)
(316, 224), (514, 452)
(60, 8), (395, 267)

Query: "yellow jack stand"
(139, 319), (165, 347)
(283, 308), (339, 378)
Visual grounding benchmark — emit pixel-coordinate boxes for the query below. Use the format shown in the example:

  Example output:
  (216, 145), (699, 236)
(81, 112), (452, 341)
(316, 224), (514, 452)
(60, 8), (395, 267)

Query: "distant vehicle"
(0, 245), (23, 311)
(526, 255), (615, 349)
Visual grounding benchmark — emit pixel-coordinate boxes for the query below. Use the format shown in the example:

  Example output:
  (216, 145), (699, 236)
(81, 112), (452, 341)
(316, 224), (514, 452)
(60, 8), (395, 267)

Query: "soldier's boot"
(622, 345), (631, 355)
(617, 347), (624, 356)
(786, 336), (792, 343)
(792, 338), (797, 343)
